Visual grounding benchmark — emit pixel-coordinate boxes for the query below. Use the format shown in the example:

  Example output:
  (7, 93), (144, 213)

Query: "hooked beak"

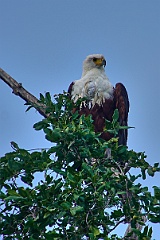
(102, 59), (106, 67)
(94, 58), (106, 67)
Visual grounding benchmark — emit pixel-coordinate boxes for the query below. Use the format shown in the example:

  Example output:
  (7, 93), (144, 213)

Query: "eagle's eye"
(93, 57), (97, 62)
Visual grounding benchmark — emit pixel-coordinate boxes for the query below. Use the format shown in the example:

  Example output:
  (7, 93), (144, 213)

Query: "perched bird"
(68, 54), (129, 145)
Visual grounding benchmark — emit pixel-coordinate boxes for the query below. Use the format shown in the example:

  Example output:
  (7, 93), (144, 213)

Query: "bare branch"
(0, 68), (47, 118)
(109, 218), (126, 233)
(124, 216), (147, 240)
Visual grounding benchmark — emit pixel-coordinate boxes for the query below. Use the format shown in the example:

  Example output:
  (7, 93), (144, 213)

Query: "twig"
(109, 218), (126, 233)
(0, 68), (47, 118)
(26, 148), (50, 152)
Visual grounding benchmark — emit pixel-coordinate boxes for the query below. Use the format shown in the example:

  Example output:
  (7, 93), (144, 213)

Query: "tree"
(0, 69), (160, 239)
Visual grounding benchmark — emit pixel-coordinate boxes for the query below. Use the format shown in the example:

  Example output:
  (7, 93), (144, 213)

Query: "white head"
(82, 54), (107, 77)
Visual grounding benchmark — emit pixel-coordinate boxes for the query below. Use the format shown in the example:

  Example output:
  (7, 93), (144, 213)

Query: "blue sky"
(0, 0), (160, 238)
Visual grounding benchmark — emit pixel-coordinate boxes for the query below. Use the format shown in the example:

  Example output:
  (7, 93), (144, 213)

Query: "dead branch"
(0, 68), (47, 118)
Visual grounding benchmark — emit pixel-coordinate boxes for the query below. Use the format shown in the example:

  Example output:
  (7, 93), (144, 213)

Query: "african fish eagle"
(68, 54), (129, 145)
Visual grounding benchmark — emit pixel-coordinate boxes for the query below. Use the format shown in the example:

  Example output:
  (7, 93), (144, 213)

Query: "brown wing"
(68, 81), (115, 141)
(68, 82), (74, 95)
(68, 82), (79, 114)
(68, 81), (129, 145)
(114, 83), (129, 145)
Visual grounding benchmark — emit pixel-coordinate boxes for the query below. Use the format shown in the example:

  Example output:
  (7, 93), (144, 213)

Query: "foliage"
(0, 92), (160, 240)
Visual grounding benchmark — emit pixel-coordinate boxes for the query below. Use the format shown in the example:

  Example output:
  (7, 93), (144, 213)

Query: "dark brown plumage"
(68, 82), (129, 145)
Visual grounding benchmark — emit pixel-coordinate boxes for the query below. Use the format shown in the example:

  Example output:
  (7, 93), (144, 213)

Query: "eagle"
(68, 54), (129, 146)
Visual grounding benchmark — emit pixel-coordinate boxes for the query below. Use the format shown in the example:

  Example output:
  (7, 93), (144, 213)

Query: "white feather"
(71, 57), (113, 107)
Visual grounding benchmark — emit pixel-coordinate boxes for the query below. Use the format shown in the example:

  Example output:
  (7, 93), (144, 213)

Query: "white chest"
(71, 70), (114, 106)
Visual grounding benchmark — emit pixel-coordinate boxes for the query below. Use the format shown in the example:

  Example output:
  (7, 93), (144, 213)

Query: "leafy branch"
(0, 92), (159, 239)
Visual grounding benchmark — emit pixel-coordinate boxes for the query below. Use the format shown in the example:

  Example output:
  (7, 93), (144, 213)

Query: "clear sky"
(0, 0), (160, 238)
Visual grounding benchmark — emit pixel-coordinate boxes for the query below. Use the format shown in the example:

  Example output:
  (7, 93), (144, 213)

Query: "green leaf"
(153, 162), (159, 168)
(150, 216), (160, 223)
(148, 227), (153, 237)
(67, 172), (76, 183)
(10, 141), (19, 150)
(45, 128), (62, 142)
(119, 125), (134, 130)
(61, 201), (71, 210)
(143, 226), (148, 235)
(112, 109), (119, 122)
(82, 162), (93, 176)
(141, 187), (148, 192)
(7, 189), (20, 196)
(5, 196), (24, 201)
(141, 168), (146, 180)
(21, 174), (34, 186)
(118, 145), (127, 154)
(40, 93), (45, 101)
(116, 191), (126, 195)
(52, 167), (66, 176)
(25, 105), (33, 112)
(33, 121), (49, 130)
(70, 206), (84, 216)
(45, 174), (53, 184)
(45, 92), (51, 102)
(90, 226), (100, 237)
(111, 209), (123, 218)
(147, 167), (154, 177)
(153, 186), (160, 200)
